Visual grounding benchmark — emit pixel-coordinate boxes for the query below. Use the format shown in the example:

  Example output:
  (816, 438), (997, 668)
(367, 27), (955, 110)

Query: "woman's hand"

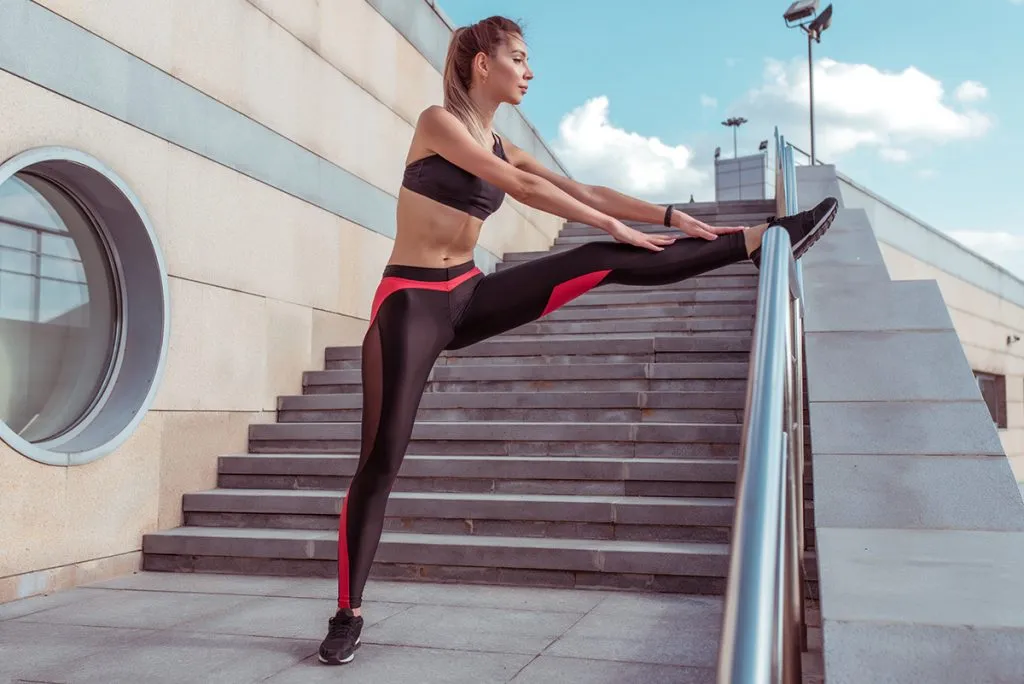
(671, 209), (747, 241)
(604, 218), (677, 252)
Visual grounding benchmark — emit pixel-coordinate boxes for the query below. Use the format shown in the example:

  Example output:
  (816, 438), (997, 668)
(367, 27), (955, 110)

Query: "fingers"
(712, 225), (748, 234)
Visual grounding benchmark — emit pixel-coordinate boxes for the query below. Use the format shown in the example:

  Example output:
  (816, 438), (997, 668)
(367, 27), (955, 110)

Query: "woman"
(318, 15), (837, 665)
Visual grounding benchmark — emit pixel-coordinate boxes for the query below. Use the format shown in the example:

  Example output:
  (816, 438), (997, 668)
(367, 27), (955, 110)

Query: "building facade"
(0, 0), (564, 603)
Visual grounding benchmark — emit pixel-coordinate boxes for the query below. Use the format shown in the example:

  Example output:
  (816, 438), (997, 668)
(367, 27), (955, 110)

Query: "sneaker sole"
(791, 199), (838, 259)
(317, 637), (361, 666)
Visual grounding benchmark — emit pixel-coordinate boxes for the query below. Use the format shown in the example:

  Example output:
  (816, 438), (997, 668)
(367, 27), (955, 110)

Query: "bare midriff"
(389, 187), (485, 268)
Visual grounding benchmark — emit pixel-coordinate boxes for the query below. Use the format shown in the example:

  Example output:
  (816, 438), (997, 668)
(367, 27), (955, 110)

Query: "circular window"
(0, 148), (169, 466)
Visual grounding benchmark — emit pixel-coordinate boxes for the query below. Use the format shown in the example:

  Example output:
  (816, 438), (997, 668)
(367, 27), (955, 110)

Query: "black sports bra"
(401, 133), (508, 220)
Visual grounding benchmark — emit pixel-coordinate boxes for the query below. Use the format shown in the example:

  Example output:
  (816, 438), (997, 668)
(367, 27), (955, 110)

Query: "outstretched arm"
(416, 106), (674, 251)
(501, 137), (746, 240)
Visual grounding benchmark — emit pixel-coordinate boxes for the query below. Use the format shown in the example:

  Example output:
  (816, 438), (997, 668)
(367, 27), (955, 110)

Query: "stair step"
(596, 276), (757, 292)
(182, 489), (734, 543)
(497, 318), (753, 338)
(142, 528), (732, 593)
(540, 302), (756, 322)
(555, 220), (762, 238)
(279, 405), (743, 425)
(217, 454), (738, 497)
(248, 421), (742, 459)
(304, 363), (749, 395)
(281, 390), (748, 412)
(325, 335), (753, 367)
(568, 289), (758, 307)
(496, 259), (758, 276)
(306, 362), (749, 386)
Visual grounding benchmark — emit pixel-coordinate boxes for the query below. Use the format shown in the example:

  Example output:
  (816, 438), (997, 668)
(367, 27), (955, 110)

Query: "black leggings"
(337, 232), (748, 609)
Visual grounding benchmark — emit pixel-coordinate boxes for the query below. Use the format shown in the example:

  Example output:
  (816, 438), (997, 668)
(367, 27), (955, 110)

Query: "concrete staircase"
(144, 199), (794, 597)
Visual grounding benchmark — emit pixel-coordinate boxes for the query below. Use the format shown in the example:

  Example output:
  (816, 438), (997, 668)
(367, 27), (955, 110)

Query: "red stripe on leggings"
(337, 494), (350, 609)
(370, 268), (482, 323)
(541, 270), (611, 317)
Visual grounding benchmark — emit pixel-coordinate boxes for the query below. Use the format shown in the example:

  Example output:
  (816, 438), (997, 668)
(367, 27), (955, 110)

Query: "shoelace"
(327, 614), (358, 642)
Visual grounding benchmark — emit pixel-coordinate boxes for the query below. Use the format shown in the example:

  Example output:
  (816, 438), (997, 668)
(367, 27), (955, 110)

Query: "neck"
(468, 88), (500, 132)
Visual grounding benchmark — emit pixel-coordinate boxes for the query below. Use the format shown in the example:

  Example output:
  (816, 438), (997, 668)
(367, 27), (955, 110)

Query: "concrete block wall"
(797, 166), (1024, 682)
(825, 170), (1024, 481)
(0, 0), (565, 602)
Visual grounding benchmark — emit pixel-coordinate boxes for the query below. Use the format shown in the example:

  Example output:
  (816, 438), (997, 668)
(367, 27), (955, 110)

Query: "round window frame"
(0, 147), (170, 466)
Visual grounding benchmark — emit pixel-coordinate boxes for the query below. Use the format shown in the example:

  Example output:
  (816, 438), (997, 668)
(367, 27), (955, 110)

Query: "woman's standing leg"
(320, 282), (454, 665)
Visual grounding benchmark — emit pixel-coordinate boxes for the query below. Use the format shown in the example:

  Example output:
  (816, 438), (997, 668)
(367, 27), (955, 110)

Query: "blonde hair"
(442, 16), (524, 146)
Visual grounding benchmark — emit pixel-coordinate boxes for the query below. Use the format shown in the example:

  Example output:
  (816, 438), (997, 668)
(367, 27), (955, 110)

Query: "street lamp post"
(722, 117), (748, 158)
(784, 1), (833, 165)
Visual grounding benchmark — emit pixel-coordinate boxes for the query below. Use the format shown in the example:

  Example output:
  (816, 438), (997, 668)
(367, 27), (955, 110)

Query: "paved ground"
(0, 572), (728, 683)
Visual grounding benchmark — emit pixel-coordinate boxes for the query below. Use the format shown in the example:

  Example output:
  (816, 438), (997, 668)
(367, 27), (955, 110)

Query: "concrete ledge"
(808, 400), (1005, 456)
(804, 280), (954, 333)
(813, 454), (1024, 531)
(823, 620), (1024, 684)
(799, 165), (1024, 682)
(817, 528), (1024, 628)
(805, 331), (980, 402)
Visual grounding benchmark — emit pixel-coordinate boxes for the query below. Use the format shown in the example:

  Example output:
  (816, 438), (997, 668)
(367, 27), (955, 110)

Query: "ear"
(472, 51), (489, 80)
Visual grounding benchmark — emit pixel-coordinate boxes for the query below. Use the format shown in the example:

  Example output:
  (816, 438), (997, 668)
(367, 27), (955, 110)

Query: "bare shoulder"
(417, 105), (457, 132)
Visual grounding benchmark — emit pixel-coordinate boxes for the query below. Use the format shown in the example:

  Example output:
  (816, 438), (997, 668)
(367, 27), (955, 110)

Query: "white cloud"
(745, 58), (992, 161)
(700, 94), (718, 108)
(955, 80), (988, 103)
(880, 148), (910, 163)
(552, 96), (710, 203)
(918, 168), (937, 179)
(947, 230), (1024, 277)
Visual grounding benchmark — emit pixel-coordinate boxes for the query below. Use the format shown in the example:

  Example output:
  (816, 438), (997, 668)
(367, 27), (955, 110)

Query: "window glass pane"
(0, 175), (63, 229)
(0, 222), (34, 250)
(40, 255), (85, 284)
(0, 172), (117, 443)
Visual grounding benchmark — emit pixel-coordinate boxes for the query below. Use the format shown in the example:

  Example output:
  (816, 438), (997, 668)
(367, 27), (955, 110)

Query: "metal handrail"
(716, 129), (807, 683)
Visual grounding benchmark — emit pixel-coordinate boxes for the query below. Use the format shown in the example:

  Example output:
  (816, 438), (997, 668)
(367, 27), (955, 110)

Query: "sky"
(438, 0), (1024, 275)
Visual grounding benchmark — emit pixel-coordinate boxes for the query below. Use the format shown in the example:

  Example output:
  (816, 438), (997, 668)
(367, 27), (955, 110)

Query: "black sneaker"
(318, 608), (363, 665)
(750, 197), (839, 268)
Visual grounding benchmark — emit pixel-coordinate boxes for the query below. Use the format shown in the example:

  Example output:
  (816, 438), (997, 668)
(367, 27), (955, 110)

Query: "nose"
(524, 68), (534, 81)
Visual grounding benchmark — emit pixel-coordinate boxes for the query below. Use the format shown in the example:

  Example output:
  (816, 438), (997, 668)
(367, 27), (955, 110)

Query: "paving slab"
(11, 588), (254, 630)
(90, 572), (337, 599)
(361, 603), (583, 655)
(265, 644), (532, 683)
(544, 629), (721, 668)
(174, 596), (411, 639)
(357, 579), (611, 613)
(0, 585), (100, 621)
(509, 655), (715, 683)
(0, 621), (153, 682)
(30, 630), (316, 684)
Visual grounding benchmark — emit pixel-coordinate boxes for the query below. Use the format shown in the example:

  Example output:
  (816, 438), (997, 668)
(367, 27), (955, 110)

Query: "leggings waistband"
(382, 259), (477, 282)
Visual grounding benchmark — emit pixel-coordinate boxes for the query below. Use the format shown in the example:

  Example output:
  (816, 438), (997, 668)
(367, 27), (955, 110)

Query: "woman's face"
(477, 34), (533, 105)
